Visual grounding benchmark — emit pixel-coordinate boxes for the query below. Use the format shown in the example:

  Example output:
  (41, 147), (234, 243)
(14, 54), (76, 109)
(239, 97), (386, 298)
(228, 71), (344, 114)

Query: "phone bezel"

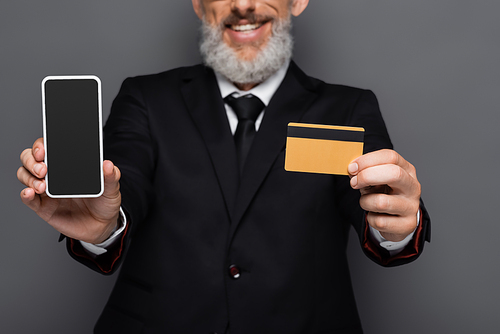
(41, 75), (104, 198)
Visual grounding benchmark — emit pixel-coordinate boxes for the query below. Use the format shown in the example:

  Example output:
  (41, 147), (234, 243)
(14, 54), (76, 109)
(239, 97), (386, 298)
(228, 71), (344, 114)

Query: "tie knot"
(224, 94), (265, 122)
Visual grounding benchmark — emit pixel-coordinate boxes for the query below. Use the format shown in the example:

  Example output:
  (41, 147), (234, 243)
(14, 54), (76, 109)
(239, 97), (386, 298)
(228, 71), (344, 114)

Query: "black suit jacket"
(69, 62), (430, 334)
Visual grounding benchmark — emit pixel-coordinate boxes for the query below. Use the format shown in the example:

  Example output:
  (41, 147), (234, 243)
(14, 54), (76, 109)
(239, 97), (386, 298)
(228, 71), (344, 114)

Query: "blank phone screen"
(43, 77), (102, 197)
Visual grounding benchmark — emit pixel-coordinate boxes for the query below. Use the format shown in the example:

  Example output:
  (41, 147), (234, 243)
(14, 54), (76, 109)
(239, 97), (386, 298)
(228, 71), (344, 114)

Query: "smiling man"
(196, 0), (299, 89)
(18, 1), (430, 333)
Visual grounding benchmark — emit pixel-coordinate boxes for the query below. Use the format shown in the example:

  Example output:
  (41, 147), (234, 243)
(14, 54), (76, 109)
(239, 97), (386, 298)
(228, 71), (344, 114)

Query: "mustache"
(222, 13), (274, 26)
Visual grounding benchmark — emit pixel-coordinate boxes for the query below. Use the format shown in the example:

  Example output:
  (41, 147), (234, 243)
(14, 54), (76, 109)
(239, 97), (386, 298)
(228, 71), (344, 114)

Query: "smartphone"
(41, 75), (104, 198)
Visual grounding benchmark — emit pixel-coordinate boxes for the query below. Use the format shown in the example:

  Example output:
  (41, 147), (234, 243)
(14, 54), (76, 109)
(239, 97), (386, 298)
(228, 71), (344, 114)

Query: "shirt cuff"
(79, 207), (127, 256)
(369, 209), (421, 257)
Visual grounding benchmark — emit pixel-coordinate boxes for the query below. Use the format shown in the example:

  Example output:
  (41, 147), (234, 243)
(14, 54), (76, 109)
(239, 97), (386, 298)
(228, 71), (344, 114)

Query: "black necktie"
(224, 94), (265, 174)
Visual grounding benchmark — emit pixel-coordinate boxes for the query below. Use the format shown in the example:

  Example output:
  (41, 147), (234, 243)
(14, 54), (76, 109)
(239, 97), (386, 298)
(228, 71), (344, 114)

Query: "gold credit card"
(284, 123), (364, 175)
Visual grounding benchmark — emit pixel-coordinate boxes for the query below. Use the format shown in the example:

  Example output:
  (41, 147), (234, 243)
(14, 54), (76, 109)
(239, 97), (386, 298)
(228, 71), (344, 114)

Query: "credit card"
(284, 122), (364, 175)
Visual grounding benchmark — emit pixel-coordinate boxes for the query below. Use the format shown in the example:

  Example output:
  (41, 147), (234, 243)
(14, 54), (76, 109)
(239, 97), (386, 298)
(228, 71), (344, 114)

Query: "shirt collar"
(215, 60), (290, 106)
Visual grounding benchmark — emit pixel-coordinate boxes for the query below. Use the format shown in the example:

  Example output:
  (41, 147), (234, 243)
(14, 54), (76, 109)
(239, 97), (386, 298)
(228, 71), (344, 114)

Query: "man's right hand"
(17, 138), (122, 244)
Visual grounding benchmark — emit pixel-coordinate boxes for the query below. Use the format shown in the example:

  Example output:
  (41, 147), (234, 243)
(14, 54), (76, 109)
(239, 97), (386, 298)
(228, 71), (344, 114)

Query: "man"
(18, 0), (430, 333)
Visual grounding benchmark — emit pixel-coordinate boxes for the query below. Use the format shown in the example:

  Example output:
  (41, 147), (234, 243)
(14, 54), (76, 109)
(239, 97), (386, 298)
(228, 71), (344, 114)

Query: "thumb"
(102, 160), (121, 198)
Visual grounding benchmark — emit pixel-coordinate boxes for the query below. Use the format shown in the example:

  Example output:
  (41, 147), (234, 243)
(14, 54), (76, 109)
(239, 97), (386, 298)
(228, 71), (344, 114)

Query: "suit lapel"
(180, 66), (239, 221)
(230, 62), (319, 234)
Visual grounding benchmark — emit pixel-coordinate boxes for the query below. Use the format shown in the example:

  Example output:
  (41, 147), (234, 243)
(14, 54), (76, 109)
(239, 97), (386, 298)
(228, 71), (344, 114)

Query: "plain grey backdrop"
(2, 1), (499, 333)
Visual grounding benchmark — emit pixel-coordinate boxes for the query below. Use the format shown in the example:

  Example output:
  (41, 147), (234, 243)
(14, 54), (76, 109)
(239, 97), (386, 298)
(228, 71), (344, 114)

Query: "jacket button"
(229, 264), (240, 279)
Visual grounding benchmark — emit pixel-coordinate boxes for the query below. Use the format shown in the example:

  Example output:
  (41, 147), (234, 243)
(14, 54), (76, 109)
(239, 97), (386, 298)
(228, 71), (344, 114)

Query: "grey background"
(1, 1), (498, 333)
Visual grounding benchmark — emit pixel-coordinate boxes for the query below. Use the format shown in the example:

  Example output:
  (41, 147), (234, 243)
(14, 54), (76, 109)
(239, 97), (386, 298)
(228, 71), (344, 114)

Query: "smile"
(223, 19), (272, 47)
(229, 22), (265, 33)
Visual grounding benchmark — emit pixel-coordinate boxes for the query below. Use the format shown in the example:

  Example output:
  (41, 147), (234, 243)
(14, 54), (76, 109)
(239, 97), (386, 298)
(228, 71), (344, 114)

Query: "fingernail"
(348, 163), (358, 174)
(23, 188), (33, 198)
(350, 176), (358, 188)
(34, 148), (39, 155)
(33, 180), (41, 190)
(33, 163), (42, 175)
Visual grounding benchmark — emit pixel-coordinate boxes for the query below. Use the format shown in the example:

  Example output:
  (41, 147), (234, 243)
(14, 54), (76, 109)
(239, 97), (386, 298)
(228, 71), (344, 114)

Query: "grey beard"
(199, 18), (293, 85)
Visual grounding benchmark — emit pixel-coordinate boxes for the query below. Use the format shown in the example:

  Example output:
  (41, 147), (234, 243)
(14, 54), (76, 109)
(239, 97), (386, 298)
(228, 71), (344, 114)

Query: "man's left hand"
(348, 149), (421, 242)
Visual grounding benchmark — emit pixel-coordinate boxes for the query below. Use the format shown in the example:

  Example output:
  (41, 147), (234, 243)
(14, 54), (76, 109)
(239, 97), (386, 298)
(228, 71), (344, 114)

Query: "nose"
(231, 0), (256, 17)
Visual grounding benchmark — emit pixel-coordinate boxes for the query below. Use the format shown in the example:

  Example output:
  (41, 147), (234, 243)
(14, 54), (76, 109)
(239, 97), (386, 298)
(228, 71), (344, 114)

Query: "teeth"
(231, 23), (261, 32)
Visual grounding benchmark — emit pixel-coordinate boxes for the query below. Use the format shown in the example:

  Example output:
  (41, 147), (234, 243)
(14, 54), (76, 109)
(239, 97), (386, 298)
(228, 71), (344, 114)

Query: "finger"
(102, 160), (121, 198)
(351, 164), (420, 197)
(359, 192), (419, 217)
(17, 166), (46, 194)
(20, 148), (47, 179)
(350, 149), (416, 178)
(366, 211), (418, 239)
(32, 138), (45, 162)
(20, 187), (42, 212)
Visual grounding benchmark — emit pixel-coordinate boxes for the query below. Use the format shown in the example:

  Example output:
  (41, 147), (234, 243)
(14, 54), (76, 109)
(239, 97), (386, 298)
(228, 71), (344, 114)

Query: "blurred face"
(193, 0), (309, 61)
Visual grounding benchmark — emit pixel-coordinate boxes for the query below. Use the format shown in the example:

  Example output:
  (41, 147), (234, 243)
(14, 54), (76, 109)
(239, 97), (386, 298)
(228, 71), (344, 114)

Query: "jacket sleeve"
(338, 89), (431, 267)
(66, 77), (156, 274)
